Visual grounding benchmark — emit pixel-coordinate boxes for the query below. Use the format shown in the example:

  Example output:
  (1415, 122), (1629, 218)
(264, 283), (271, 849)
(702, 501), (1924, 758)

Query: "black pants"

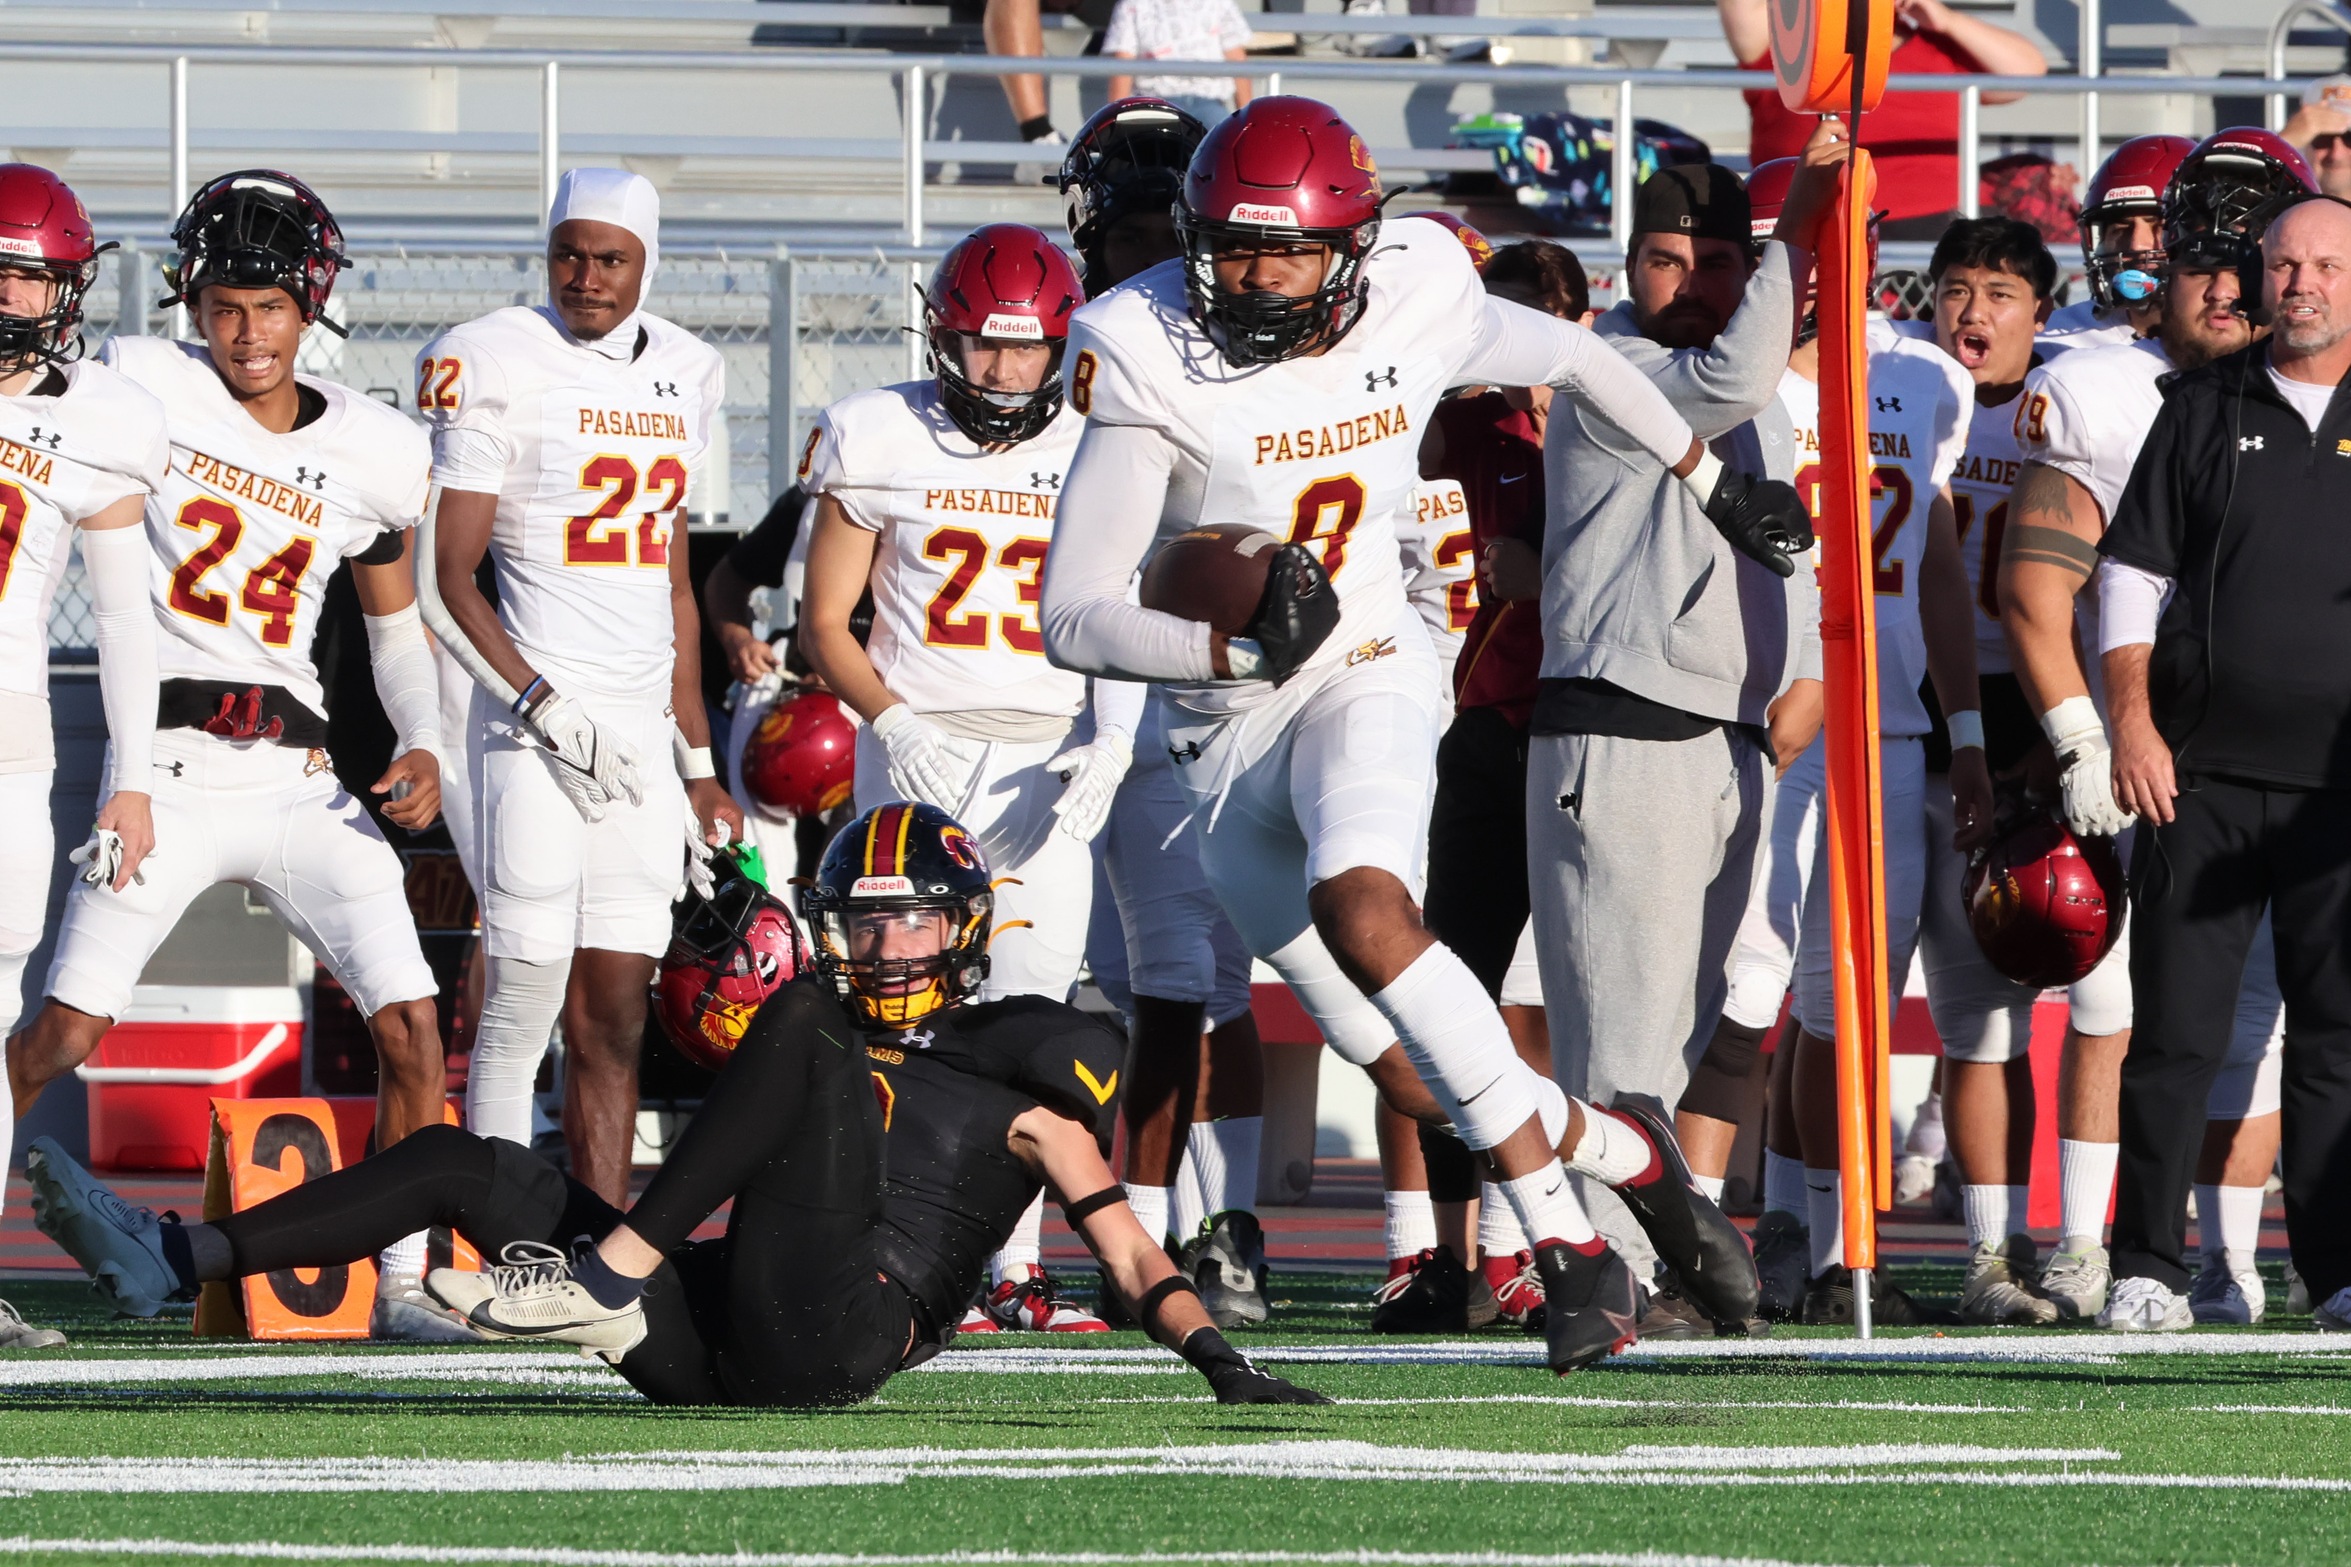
(215, 985), (907, 1407)
(2117, 774), (2351, 1299)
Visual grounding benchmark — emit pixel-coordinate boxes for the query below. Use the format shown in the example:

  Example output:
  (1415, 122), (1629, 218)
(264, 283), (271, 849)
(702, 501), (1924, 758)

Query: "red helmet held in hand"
(924, 222), (1084, 446)
(1176, 96), (1384, 366)
(0, 163), (105, 369)
(656, 858), (810, 1072)
(740, 688), (856, 820)
(1965, 811), (2126, 989)
(2080, 135), (2196, 309)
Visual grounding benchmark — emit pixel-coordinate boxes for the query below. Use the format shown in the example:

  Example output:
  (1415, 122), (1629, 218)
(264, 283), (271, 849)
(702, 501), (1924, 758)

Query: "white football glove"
(684, 810), (733, 901)
(872, 703), (983, 812)
(526, 692), (643, 824)
(69, 829), (142, 890)
(1045, 729), (1133, 843)
(2041, 694), (2135, 839)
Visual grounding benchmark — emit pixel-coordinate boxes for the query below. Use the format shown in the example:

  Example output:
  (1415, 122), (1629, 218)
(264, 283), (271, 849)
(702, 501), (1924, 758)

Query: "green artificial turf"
(1, 1272), (2348, 1567)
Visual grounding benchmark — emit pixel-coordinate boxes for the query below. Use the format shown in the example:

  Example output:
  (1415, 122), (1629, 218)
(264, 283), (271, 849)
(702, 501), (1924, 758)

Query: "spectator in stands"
(1715, 0), (2047, 238)
(2283, 76), (2351, 199)
(956, 0), (1062, 148)
(1104, 0), (1254, 125)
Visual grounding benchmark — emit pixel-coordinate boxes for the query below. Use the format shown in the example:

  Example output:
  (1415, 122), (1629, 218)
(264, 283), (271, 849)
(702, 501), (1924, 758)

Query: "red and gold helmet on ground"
(0, 163), (104, 369)
(1398, 210), (1493, 272)
(655, 847), (811, 1071)
(1176, 96), (1383, 366)
(740, 687), (856, 819)
(2080, 135), (2196, 309)
(1964, 811), (2126, 989)
(801, 802), (993, 1029)
(923, 222), (1085, 446)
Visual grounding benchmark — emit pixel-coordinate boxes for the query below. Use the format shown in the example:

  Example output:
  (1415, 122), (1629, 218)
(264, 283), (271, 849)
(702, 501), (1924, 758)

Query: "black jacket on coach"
(2101, 343), (2351, 790)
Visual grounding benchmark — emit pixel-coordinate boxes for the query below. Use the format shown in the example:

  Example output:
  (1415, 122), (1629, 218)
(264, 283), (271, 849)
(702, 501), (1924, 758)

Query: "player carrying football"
(1038, 97), (1789, 1369)
(4, 168), (457, 1341)
(417, 168), (742, 1204)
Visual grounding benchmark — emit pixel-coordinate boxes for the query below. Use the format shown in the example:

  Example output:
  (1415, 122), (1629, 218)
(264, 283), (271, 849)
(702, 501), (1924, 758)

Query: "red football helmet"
(740, 687), (856, 820)
(1399, 210), (1493, 273)
(655, 856), (811, 1072)
(1059, 97), (1209, 296)
(1964, 811), (2127, 989)
(161, 169), (347, 328)
(923, 222), (1084, 446)
(1176, 96), (1383, 366)
(2162, 128), (2318, 271)
(1744, 157), (1798, 245)
(0, 164), (104, 369)
(2079, 135), (2196, 310)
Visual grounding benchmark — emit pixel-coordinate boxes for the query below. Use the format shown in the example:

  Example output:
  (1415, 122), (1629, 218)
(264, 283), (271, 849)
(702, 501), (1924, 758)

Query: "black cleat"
(1643, 1279), (1772, 1340)
(1194, 1211), (1271, 1329)
(1801, 1265), (1930, 1326)
(1601, 1099), (1761, 1326)
(1534, 1240), (1642, 1373)
(1371, 1244), (1475, 1333)
(1751, 1210), (1810, 1322)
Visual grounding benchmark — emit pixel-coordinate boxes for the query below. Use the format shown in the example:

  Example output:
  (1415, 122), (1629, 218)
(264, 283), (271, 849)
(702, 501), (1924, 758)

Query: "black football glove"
(1182, 1327), (1333, 1405)
(1699, 468), (1813, 580)
(1237, 542), (1341, 685)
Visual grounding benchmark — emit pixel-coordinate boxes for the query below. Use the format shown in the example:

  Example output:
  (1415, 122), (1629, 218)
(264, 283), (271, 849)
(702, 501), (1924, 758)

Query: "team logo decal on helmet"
(1175, 96), (1384, 367)
(655, 845), (812, 1071)
(802, 802), (995, 1029)
(2079, 135), (2196, 309)
(160, 168), (350, 334)
(1964, 809), (2126, 989)
(923, 223), (1085, 447)
(1398, 210), (1493, 272)
(740, 688), (856, 820)
(1057, 97), (1210, 297)
(0, 164), (108, 370)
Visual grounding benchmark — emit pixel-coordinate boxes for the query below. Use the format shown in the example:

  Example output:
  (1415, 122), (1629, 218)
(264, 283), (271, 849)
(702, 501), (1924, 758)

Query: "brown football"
(1138, 523), (1280, 636)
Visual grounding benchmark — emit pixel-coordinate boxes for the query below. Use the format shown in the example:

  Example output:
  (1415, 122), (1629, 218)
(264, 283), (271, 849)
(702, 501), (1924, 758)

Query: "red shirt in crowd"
(1742, 29), (1971, 222)
(1428, 392), (1546, 728)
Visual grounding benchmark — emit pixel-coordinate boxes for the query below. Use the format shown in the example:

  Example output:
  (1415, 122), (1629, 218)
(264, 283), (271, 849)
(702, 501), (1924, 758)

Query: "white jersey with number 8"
(418, 305), (724, 699)
(802, 379), (1084, 721)
(103, 336), (428, 718)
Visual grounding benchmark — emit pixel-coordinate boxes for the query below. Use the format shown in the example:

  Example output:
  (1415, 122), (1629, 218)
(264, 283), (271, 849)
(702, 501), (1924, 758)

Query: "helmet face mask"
(161, 169), (347, 332)
(926, 326), (1065, 446)
(802, 803), (995, 1029)
(922, 223), (1083, 447)
(655, 858), (811, 1072)
(2079, 136), (2197, 311)
(2158, 129), (2319, 308)
(0, 163), (105, 372)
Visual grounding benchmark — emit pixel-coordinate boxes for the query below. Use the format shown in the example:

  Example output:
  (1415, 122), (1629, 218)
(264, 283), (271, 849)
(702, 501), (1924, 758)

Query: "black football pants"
(213, 985), (907, 1407)
(2117, 774), (2351, 1301)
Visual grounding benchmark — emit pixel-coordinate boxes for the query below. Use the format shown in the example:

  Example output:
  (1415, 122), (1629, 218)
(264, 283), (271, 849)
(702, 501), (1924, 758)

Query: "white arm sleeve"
(2096, 559), (2173, 653)
(365, 602), (445, 758)
(1457, 295), (1696, 469)
(80, 523), (158, 795)
(1038, 422), (1218, 682)
(415, 489), (527, 710)
(1089, 674), (1147, 743)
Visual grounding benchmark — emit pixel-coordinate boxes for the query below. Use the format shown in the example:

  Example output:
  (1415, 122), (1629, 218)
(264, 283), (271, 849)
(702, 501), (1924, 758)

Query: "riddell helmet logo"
(1227, 202), (1301, 226)
(0, 235), (39, 258)
(852, 874), (915, 897)
(2107, 182), (2158, 203)
(980, 311), (1045, 340)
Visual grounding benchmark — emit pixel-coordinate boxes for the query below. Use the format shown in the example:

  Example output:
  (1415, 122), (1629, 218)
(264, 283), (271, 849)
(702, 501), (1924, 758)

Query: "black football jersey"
(862, 995), (1127, 1339)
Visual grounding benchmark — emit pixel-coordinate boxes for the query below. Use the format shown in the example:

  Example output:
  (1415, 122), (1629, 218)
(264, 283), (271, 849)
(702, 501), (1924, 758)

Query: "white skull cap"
(549, 166), (661, 286)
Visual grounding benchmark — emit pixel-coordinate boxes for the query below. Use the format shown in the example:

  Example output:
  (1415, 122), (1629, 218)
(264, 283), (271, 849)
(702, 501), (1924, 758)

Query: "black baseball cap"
(1630, 163), (1751, 246)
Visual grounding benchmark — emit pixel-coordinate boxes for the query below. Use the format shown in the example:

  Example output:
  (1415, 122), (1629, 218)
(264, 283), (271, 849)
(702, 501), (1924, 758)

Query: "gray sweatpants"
(1525, 726), (1765, 1272)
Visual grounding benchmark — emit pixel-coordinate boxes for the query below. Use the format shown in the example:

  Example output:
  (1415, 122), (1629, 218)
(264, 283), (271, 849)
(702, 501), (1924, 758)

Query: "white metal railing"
(9, 37), (2319, 254)
(2269, 1), (2351, 129)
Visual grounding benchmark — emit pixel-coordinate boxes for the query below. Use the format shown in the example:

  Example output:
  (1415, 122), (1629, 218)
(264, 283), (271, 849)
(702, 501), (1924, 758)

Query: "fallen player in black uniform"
(27, 802), (1326, 1408)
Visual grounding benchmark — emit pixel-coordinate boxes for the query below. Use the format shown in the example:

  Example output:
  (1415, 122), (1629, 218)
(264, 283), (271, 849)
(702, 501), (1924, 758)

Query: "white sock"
(1366, 945), (1539, 1151)
(466, 954), (572, 1145)
(1189, 1116), (1262, 1219)
(1383, 1189), (1437, 1260)
(2058, 1139), (2119, 1243)
(1125, 1183), (1172, 1245)
(1170, 1149), (1207, 1242)
(989, 1191), (1045, 1283)
(377, 1230), (428, 1279)
(1694, 1171), (1726, 1203)
(1476, 1181), (1531, 1262)
(1561, 1100), (1655, 1187)
(1805, 1169), (1843, 1277)
(1904, 1090), (1946, 1159)
(1765, 1150), (1808, 1218)
(1962, 1184), (2028, 1249)
(1494, 1162), (1596, 1248)
(2217, 1184), (2264, 1276)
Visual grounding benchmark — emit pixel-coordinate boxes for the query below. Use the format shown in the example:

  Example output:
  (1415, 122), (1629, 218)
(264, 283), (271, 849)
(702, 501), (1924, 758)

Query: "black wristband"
(1137, 1273), (1197, 1332)
(1059, 1186), (1124, 1225)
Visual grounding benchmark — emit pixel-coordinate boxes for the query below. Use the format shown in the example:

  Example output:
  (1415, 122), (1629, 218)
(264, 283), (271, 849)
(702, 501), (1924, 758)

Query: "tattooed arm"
(1997, 461), (2104, 714)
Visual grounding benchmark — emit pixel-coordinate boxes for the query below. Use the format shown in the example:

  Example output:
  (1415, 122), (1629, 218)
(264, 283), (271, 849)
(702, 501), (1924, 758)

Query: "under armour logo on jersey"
(652, 381), (679, 397)
(2241, 435), (2265, 451)
(295, 466), (327, 490)
(24, 427), (59, 449)
(1029, 471), (1060, 491)
(1168, 740), (1204, 765)
(1365, 366), (1398, 391)
(903, 1028), (936, 1051)
(156, 760), (185, 778)
(1874, 396), (1902, 413)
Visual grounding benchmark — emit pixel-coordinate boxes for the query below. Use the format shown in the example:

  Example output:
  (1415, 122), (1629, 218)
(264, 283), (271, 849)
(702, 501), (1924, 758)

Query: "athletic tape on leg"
(1367, 944), (1539, 1151)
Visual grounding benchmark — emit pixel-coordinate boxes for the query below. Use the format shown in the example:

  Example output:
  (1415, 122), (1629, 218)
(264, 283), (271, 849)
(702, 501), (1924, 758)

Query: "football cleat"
(1193, 1211), (1271, 1329)
(2097, 1275), (2193, 1332)
(1961, 1237), (2060, 1326)
(1535, 1239), (1641, 1372)
(984, 1267), (1110, 1332)
(2314, 1286), (2351, 1332)
(1642, 1278), (1770, 1340)
(425, 1242), (648, 1360)
(371, 1271), (486, 1343)
(1750, 1210), (1810, 1322)
(0, 1299), (65, 1350)
(2188, 1253), (2266, 1326)
(2038, 1237), (2112, 1320)
(1484, 1249), (1546, 1330)
(1370, 1245), (1480, 1333)
(24, 1136), (190, 1318)
(2286, 1259), (2311, 1315)
(1599, 1100), (1760, 1325)
(1801, 1266), (1927, 1327)
(955, 1302), (1003, 1335)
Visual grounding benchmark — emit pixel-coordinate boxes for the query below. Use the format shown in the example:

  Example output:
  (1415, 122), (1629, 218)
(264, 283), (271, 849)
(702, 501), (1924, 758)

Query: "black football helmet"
(2161, 128), (2317, 278)
(1057, 96), (1209, 296)
(801, 802), (993, 1029)
(161, 169), (348, 333)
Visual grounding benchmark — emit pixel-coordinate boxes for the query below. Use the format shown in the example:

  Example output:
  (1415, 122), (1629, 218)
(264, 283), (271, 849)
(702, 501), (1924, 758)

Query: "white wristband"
(1678, 448), (1725, 507)
(679, 745), (715, 781)
(2039, 692), (2105, 752)
(1945, 709), (1984, 753)
(1222, 637), (1266, 679)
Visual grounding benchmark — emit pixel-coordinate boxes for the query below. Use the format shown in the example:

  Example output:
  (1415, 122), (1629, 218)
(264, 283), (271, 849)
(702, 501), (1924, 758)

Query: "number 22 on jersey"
(166, 497), (314, 647)
(567, 454), (686, 569)
(1795, 462), (1912, 596)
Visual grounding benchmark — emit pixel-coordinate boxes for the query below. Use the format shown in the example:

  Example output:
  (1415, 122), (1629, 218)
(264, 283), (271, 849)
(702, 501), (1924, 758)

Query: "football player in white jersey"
(2040, 137), (2197, 349)
(797, 222), (1129, 1333)
(2000, 129), (2315, 1328)
(417, 168), (741, 1206)
(0, 165), (167, 1351)
(5, 169), (460, 1339)
(1040, 97), (1789, 1370)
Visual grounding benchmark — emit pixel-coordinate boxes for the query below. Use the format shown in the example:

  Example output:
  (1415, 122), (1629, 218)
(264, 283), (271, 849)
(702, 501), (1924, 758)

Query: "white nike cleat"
(23, 1136), (189, 1318)
(2038, 1237), (2111, 1321)
(1960, 1237), (2060, 1326)
(371, 1271), (485, 1343)
(426, 1241), (647, 1360)
(2099, 1274), (2192, 1332)
(2187, 1253), (2266, 1326)
(0, 1298), (65, 1350)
